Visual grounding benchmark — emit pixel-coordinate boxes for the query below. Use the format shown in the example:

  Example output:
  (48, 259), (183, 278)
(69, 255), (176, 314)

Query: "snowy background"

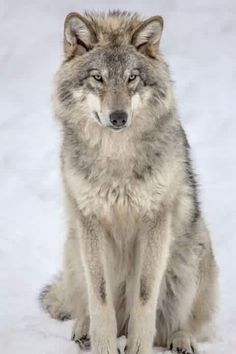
(0, 0), (235, 353)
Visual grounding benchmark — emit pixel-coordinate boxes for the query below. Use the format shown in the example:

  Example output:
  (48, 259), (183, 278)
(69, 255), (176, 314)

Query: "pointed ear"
(131, 16), (163, 57)
(64, 12), (97, 59)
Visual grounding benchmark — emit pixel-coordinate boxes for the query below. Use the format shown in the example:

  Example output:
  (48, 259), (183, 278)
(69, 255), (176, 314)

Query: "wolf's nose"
(109, 111), (128, 128)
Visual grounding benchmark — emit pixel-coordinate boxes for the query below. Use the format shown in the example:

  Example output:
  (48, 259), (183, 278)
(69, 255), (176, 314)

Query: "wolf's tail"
(39, 275), (71, 321)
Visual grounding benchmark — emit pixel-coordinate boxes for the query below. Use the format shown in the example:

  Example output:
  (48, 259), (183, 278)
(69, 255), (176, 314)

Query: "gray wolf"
(40, 10), (218, 354)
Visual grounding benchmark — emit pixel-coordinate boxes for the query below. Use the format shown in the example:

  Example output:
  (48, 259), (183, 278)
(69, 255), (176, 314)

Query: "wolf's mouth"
(109, 126), (124, 131)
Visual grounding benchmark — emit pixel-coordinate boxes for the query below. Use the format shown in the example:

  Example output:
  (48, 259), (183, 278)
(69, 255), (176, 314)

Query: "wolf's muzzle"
(109, 111), (128, 129)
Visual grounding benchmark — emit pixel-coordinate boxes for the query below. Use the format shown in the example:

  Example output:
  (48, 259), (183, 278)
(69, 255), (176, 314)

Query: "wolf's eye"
(93, 74), (103, 82)
(128, 74), (137, 82)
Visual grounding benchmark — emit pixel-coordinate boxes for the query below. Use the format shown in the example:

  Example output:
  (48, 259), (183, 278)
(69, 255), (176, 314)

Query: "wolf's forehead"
(87, 48), (138, 74)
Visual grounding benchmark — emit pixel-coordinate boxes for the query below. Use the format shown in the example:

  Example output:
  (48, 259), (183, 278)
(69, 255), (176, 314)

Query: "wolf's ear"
(64, 12), (97, 58)
(131, 16), (163, 57)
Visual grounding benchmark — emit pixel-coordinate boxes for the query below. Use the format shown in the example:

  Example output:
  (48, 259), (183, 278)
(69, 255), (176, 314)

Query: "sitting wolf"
(40, 10), (218, 354)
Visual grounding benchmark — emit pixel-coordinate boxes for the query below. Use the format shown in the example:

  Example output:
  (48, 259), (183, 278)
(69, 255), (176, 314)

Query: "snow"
(0, 0), (236, 353)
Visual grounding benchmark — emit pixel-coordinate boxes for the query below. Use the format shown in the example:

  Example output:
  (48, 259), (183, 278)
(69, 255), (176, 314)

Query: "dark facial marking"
(58, 80), (74, 105)
(93, 111), (101, 124)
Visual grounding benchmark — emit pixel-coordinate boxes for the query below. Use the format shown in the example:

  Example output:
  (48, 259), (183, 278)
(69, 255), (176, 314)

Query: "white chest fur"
(65, 160), (167, 222)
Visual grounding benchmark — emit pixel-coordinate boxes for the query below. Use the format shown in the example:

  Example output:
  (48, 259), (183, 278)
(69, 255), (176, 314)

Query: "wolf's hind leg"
(188, 244), (218, 339)
(40, 226), (89, 323)
(156, 221), (218, 352)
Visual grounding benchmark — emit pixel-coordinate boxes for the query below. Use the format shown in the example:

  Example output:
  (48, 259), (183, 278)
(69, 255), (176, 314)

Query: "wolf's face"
(70, 47), (150, 130)
(54, 12), (171, 133)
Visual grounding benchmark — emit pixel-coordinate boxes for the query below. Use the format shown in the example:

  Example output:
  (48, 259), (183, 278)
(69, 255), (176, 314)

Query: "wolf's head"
(54, 11), (173, 136)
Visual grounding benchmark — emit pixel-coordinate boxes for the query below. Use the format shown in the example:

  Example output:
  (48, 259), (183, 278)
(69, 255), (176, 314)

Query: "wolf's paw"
(72, 333), (91, 351)
(168, 331), (197, 354)
(71, 317), (90, 350)
(39, 283), (71, 321)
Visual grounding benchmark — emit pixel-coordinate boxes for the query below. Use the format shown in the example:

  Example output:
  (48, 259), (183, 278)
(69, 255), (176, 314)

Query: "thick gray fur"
(40, 10), (218, 354)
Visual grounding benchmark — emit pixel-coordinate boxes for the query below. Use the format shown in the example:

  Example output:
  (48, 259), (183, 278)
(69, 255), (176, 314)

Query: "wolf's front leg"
(127, 210), (171, 354)
(76, 213), (117, 354)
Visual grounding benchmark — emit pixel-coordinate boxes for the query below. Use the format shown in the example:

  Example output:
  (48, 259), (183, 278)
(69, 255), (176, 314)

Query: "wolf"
(40, 10), (218, 354)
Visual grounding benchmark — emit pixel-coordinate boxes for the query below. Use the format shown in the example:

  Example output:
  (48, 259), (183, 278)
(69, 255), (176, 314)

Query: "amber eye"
(128, 74), (137, 82)
(93, 74), (103, 82)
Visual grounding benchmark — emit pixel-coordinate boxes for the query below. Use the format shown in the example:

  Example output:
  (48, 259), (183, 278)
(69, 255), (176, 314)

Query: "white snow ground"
(0, 0), (235, 353)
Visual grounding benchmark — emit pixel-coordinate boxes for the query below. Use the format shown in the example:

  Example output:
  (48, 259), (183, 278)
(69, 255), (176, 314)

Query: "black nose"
(109, 111), (128, 128)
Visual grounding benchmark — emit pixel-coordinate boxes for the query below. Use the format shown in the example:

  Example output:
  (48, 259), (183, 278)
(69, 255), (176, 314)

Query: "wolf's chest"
(66, 164), (165, 221)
